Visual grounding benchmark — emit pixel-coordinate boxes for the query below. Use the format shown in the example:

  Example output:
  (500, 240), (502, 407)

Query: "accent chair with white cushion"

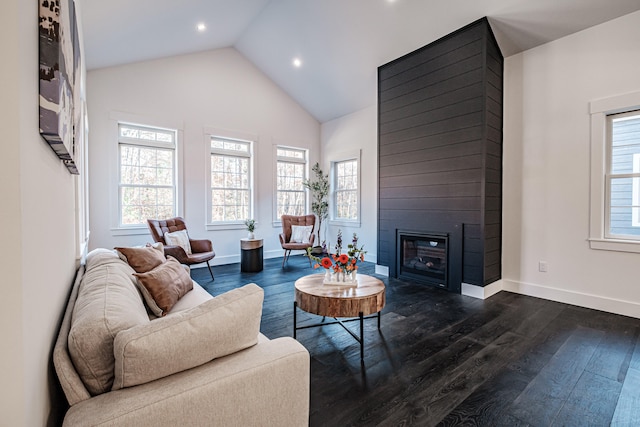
(147, 216), (215, 280)
(279, 214), (316, 267)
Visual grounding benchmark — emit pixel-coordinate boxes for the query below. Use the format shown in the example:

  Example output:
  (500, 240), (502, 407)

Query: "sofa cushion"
(115, 243), (165, 273)
(112, 283), (264, 390)
(168, 281), (213, 314)
(133, 256), (193, 316)
(68, 249), (150, 395)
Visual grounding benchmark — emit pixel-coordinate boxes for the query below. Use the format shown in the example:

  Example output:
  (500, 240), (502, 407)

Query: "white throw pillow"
(290, 225), (313, 243)
(164, 229), (192, 254)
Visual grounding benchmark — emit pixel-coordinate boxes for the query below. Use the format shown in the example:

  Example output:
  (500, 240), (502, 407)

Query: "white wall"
(87, 48), (320, 263)
(503, 10), (640, 317)
(321, 105), (378, 262)
(0, 1), (25, 424)
(1, 0), (81, 425)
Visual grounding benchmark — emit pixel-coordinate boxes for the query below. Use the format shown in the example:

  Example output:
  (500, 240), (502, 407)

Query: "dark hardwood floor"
(192, 255), (640, 427)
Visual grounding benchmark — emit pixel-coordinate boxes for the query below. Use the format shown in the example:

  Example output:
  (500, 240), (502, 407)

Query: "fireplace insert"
(397, 232), (448, 289)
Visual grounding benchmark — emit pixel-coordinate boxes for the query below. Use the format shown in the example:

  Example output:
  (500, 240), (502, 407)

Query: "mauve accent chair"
(279, 214), (315, 268)
(147, 217), (215, 280)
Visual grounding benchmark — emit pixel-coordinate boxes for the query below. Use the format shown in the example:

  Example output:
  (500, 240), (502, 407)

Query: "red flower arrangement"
(306, 229), (366, 274)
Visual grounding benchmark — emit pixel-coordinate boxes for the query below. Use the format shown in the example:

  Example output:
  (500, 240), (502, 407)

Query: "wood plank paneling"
(381, 97), (484, 134)
(380, 112), (484, 145)
(380, 82), (484, 126)
(378, 18), (503, 289)
(379, 126), (482, 157)
(379, 182), (482, 199)
(379, 40), (484, 92)
(380, 69), (484, 114)
(379, 23), (483, 80)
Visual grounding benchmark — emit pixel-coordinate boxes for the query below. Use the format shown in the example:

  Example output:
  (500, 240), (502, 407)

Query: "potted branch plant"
(302, 162), (329, 255)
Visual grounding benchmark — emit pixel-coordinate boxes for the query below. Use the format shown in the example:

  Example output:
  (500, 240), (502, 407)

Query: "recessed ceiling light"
(293, 58), (302, 68)
(196, 23), (206, 32)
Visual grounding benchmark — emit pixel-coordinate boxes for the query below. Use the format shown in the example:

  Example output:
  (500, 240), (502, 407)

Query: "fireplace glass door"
(398, 233), (448, 288)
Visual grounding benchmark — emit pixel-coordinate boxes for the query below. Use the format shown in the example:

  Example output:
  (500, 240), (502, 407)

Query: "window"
(210, 136), (252, 223)
(275, 147), (308, 218)
(333, 158), (359, 221)
(589, 90), (640, 252)
(607, 111), (640, 238)
(118, 123), (176, 227)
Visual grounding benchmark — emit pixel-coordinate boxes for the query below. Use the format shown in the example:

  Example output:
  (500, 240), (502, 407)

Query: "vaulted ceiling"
(79, 0), (640, 122)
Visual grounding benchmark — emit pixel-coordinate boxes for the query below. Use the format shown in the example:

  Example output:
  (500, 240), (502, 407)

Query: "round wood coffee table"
(293, 273), (385, 364)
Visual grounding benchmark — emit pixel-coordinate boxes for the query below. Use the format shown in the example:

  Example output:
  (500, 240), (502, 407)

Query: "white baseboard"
(461, 280), (503, 300)
(502, 279), (640, 319)
(264, 249), (285, 259)
(375, 265), (389, 276)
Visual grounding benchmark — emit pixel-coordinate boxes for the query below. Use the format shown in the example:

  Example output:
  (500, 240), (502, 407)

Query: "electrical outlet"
(539, 261), (548, 273)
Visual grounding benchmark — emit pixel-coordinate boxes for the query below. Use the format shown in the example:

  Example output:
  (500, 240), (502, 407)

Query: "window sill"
(205, 222), (246, 231)
(589, 238), (640, 254)
(111, 227), (150, 236)
(329, 219), (361, 228)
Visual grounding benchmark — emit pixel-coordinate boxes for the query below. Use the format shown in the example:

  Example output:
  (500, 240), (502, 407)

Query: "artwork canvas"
(39, 0), (80, 174)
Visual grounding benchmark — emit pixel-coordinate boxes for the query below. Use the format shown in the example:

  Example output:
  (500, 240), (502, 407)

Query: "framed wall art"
(38, 0), (81, 174)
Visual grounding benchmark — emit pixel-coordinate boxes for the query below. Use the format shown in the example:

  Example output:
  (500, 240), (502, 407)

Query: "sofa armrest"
(63, 338), (310, 427)
(279, 233), (286, 245)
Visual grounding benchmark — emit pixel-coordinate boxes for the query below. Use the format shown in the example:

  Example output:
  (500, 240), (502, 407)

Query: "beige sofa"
(54, 248), (310, 426)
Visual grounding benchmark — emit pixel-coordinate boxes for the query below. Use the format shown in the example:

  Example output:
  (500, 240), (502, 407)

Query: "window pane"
(609, 176), (640, 236)
(120, 127), (139, 139)
(211, 137), (249, 153)
(277, 148), (305, 160)
(334, 159), (358, 220)
(276, 154), (307, 217)
(336, 190), (358, 219)
(611, 114), (640, 174)
(120, 124), (174, 144)
(608, 112), (640, 238)
(210, 148), (251, 222)
(277, 190), (305, 218)
(118, 124), (177, 227)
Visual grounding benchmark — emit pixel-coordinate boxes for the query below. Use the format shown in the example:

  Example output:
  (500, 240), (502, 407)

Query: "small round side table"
(240, 238), (263, 272)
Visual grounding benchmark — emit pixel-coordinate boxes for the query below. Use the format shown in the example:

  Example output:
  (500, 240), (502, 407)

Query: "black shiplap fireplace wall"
(377, 17), (503, 288)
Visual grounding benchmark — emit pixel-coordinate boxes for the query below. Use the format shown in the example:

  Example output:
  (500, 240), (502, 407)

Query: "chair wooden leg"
(206, 261), (214, 281)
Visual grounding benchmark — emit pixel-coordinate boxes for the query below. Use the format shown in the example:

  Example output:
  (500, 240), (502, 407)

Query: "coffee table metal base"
(293, 301), (381, 365)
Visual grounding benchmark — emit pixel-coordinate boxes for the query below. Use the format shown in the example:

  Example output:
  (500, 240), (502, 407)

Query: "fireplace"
(396, 228), (462, 292)
(398, 232), (448, 288)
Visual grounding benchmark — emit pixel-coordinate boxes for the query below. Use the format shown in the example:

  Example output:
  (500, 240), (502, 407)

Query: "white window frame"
(274, 145), (309, 223)
(329, 150), (361, 227)
(205, 128), (255, 231)
(632, 153), (640, 227)
(117, 123), (178, 228)
(589, 90), (640, 253)
(75, 100), (90, 260)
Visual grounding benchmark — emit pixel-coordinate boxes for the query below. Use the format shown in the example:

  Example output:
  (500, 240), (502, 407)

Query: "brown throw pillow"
(133, 257), (193, 316)
(115, 243), (165, 273)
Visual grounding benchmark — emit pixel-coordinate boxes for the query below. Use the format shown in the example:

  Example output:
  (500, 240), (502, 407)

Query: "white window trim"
(589, 90), (640, 253)
(109, 112), (184, 236)
(204, 127), (257, 231)
(273, 145), (309, 226)
(632, 153), (640, 227)
(329, 149), (361, 228)
(75, 100), (90, 260)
